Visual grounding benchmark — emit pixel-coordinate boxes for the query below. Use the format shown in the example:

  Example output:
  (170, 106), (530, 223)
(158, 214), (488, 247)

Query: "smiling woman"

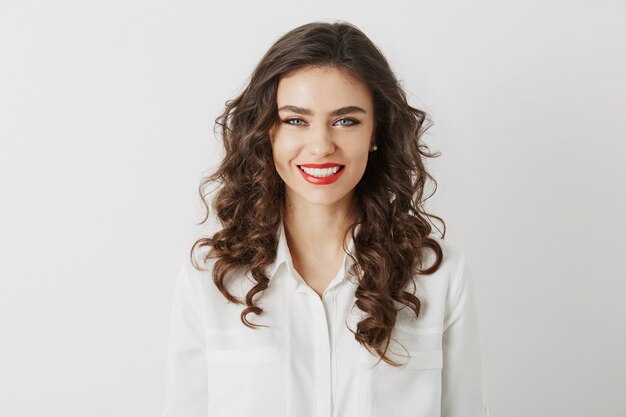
(163, 20), (489, 417)
(270, 66), (374, 196)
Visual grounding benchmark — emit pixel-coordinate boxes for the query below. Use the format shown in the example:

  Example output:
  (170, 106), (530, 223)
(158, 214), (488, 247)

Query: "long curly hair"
(190, 20), (446, 367)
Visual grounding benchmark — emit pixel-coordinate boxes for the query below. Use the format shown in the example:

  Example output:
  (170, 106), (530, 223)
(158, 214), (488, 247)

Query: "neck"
(282, 193), (356, 260)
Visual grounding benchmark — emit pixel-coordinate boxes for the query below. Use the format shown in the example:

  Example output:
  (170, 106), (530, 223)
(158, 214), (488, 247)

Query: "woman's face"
(269, 65), (375, 209)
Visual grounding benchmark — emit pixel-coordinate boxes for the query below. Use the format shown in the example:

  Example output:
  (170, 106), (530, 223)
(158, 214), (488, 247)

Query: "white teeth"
(299, 165), (341, 177)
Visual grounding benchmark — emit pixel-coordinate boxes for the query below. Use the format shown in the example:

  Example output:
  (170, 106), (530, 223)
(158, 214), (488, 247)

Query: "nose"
(305, 124), (335, 156)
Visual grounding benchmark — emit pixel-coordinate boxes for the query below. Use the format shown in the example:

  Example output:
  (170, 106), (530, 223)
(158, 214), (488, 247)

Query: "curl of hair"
(190, 20), (446, 367)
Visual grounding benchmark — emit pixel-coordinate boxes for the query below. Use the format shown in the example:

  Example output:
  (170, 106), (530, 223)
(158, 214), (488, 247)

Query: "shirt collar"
(266, 218), (359, 281)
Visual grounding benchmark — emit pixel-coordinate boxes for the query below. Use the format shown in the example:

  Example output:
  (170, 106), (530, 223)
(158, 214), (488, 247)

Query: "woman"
(163, 21), (489, 417)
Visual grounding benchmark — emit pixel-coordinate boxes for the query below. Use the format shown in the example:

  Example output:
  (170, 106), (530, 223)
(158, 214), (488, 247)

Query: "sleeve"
(441, 250), (490, 417)
(162, 261), (208, 417)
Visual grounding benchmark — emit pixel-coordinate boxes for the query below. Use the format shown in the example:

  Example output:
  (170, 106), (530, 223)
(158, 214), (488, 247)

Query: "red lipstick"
(296, 163), (345, 185)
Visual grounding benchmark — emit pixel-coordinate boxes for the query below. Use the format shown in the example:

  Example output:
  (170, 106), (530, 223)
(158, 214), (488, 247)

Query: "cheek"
(271, 141), (296, 173)
(349, 146), (371, 166)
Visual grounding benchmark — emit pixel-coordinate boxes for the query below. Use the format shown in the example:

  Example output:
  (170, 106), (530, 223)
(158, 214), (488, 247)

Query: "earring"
(370, 144), (378, 151)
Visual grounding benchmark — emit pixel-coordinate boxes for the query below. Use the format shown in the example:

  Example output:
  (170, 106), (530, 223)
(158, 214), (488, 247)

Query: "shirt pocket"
(205, 327), (285, 417)
(358, 327), (443, 417)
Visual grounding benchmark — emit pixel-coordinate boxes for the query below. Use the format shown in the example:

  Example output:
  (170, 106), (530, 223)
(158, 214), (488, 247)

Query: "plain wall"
(1, 0), (625, 416)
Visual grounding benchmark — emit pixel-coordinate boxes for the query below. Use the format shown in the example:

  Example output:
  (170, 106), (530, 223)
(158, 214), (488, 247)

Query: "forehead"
(276, 66), (372, 108)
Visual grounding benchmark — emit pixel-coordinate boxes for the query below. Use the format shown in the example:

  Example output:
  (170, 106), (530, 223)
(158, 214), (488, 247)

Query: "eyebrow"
(277, 105), (367, 117)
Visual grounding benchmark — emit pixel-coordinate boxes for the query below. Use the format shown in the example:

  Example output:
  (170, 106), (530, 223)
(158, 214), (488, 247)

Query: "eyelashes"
(282, 118), (305, 126)
(282, 117), (361, 127)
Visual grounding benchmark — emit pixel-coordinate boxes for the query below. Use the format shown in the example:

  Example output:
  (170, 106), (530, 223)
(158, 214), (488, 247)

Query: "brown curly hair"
(190, 20), (446, 367)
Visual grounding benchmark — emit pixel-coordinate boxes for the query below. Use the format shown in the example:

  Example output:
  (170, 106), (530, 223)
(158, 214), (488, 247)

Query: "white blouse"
(163, 220), (489, 417)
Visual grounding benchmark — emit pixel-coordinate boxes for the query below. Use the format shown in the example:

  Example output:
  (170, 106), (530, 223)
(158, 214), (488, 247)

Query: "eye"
(334, 118), (360, 127)
(283, 118), (306, 126)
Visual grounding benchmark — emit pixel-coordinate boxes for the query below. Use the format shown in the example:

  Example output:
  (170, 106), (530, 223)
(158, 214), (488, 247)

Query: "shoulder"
(420, 234), (467, 285)
(182, 252), (242, 304)
(425, 235), (480, 327)
(393, 235), (469, 332)
(179, 250), (262, 328)
(417, 235), (472, 311)
(173, 255), (218, 310)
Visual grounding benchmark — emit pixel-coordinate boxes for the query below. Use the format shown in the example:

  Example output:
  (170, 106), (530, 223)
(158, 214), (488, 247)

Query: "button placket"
(309, 290), (332, 417)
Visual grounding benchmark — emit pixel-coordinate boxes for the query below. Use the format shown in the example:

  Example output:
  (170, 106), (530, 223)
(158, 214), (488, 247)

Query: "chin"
(304, 189), (354, 205)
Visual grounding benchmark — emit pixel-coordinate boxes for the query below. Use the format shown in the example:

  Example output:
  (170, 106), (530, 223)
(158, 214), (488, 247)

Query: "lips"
(297, 163), (345, 185)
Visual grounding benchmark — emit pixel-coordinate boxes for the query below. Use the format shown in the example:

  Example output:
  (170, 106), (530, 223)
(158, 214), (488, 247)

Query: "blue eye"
(282, 117), (360, 127)
(335, 118), (359, 126)
(284, 118), (305, 126)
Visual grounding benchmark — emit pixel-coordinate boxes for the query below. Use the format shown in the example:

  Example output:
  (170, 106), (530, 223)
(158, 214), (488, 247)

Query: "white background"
(1, 0), (625, 416)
